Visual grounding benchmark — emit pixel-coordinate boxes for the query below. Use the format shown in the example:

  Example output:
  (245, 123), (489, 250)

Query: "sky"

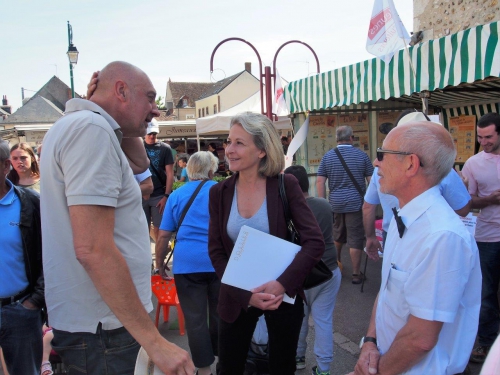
(0, 0), (413, 113)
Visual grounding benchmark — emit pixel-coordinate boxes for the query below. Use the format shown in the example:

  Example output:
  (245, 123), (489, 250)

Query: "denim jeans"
(477, 241), (500, 347)
(174, 272), (220, 368)
(51, 324), (140, 374)
(296, 268), (341, 372)
(0, 301), (42, 375)
(217, 296), (304, 375)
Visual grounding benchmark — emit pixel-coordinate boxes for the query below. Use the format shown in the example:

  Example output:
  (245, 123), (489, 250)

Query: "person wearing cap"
(363, 110), (471, 261)
(143, 119), (174, 241)
(349, 121), (481, 375)
(40, 62), (194, 374)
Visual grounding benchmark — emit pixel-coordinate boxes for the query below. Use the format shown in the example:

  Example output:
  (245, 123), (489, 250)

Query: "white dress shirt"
(376, 186), (482, 374)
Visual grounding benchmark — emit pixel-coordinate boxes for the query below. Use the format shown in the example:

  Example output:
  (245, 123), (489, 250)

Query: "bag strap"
(278, 174), (292, 223)
(165, 179), (209, 265)
(334, 147), (364, 198)
(144, 143), (167, 188)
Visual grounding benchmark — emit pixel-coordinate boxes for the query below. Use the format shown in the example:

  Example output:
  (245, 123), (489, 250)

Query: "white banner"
(285, 116), (309, 169)
(366, 0), (411, 63)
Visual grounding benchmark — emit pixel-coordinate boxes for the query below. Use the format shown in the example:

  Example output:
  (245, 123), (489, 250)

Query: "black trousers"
(217, 296), (304, 375)
(174, 272), (220, 368)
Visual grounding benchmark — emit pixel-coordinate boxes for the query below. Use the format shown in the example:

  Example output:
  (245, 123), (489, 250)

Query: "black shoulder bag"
(164, 180), (209, 266)
(278, 174), (333, 290)
(334, 147), (364, 210)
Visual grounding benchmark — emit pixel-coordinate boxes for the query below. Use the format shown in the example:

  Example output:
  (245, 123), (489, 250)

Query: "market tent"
(196, 90), (292, 136)
(284, 21), (500, 113)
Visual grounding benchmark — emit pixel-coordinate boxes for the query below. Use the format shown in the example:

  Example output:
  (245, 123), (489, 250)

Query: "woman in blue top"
(155, 151), (220, 375)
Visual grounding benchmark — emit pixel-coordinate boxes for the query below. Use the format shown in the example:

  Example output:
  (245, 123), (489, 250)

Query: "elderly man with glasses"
(349, 121), (481, 375)
(363, 111), (471, 261)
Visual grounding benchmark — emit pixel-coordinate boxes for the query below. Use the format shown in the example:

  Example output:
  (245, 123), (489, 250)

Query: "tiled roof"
(198, 71), (245, 100)
(0, 96), (64, 124)
(155, 110), (178, 121)
(167, 81), (213, 107)
(24, 75), (81, 111)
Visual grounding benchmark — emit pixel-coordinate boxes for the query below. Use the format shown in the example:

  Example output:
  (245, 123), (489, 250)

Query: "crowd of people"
(0, 60), (498, 375)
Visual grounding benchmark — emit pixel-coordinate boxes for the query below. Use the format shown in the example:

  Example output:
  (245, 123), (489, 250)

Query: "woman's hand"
(249, 281), (286, 310)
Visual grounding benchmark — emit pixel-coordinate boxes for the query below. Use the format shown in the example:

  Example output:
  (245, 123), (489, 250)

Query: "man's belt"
(0, 289), (29, 307)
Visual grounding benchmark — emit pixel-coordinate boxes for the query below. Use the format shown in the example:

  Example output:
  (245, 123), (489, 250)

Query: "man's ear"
(405, 154), (421, 177)
(115, 80), (128, 102)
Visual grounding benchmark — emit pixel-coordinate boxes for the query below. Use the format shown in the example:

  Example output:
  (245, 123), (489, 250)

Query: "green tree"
(155, 96), (166, 109)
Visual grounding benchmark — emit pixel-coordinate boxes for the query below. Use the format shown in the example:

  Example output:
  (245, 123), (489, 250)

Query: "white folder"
(221, 225), (301, 304)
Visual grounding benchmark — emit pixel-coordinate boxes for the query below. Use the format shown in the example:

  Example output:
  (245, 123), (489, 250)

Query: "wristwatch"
(164, 193), (170, 198)
(359, 336), (377, 349)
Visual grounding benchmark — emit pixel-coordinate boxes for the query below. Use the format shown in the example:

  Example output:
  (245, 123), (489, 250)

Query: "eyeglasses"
(376, 148), (424, 167)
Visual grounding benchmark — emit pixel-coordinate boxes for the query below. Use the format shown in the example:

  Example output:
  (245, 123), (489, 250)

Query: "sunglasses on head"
(376, 148), (424, 167)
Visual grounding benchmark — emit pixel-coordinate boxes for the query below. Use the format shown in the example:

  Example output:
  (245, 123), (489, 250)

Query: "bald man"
(40, 62), (194, 374)
(349, 122), (481, 375)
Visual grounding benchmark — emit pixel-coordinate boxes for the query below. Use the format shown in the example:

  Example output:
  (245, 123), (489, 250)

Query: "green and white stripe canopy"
(284, 21), (500, 113)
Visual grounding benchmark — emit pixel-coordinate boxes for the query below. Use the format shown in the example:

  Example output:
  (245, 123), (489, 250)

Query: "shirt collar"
(480, 150), (500, 160)
(337, 144), (352, 147)
(397, 185), (441, 230)
(0, 179), (16, 206)
(65, 99), (123, 143)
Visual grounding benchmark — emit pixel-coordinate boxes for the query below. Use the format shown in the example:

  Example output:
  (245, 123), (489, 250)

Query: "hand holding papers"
(221, 225), (301, 304)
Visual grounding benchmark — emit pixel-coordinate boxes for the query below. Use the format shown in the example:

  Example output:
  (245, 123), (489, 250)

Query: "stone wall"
(414, 0), (500, 41)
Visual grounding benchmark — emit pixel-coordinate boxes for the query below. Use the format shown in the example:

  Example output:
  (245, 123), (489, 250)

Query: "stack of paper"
(221, 225), (301, 304)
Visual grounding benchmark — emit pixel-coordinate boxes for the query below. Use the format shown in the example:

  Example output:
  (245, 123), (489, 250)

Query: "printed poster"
(376, 112), (400, 147)
(306, 115), (337, 165)
(337, 114), (370, 156)
(448, 115), (476, 162)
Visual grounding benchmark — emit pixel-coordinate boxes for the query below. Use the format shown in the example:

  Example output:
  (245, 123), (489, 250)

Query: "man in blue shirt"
(0, 139), (44, 375)
(317, 126), (374, 284)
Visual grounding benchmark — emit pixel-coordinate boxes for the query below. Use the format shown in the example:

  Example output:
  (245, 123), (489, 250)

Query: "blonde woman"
(208, 112), (324, 374)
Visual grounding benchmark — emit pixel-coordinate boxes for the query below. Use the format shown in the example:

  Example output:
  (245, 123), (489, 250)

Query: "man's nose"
(151, 102), (160, 117)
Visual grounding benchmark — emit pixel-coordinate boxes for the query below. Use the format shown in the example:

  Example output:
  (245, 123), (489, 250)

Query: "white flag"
(366, 0), (411, 64)
(273, 69), (288, 116)
(285, 116), (309, 169)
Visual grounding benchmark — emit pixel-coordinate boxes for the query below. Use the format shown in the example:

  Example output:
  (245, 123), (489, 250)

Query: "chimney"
(245, 62), (251, 73)
(2, 95), (7, 105)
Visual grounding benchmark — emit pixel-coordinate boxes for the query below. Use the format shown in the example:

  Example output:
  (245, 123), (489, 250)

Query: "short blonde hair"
(230, 112), (284, 177)
(186, 151), (219, 180)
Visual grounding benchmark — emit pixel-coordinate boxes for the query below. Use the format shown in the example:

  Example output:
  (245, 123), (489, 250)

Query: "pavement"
(153, 243), (485, 375)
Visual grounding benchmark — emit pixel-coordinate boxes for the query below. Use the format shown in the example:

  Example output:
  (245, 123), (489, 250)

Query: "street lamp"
(210, 38), (320, 120)
(66, 21), (79, 98)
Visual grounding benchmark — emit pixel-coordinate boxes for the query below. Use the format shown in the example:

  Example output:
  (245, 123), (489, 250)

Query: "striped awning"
(284, 21), (500, 113)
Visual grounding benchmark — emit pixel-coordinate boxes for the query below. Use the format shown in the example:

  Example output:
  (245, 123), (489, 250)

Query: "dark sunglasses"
(376, 148), (424, 167)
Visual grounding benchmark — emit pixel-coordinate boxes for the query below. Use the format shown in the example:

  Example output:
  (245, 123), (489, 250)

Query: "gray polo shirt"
(40, 99), (152, 333)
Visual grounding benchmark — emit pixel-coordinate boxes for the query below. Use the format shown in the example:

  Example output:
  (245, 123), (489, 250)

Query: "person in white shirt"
(349, 121), (482, 375)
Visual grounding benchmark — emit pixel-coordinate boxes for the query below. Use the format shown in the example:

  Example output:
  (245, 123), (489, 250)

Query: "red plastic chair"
(151, 275), (185, 335)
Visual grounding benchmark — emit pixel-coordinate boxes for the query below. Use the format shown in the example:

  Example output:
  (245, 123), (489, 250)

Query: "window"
(183, 99), (188, 107)
(202, 108), (205, 117)
(198, 109), (201, 118)
(206, 106), (209, 115)
(214, 104), (217, 114)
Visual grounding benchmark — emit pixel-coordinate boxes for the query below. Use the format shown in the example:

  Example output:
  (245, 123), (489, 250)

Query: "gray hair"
(336, 125), (353, 142)
(0, 140), (9, 162)
(230, 112), (284, 177)
(396, 122), (456, 186)
(186, 151), (219, 180)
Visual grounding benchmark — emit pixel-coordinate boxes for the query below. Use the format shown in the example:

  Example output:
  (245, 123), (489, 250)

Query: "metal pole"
(67, 21), (75, 98)
(264, 66), (273, 120)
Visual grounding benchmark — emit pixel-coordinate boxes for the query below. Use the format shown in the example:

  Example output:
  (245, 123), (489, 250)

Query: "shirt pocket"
(384, 267), (410, 318)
